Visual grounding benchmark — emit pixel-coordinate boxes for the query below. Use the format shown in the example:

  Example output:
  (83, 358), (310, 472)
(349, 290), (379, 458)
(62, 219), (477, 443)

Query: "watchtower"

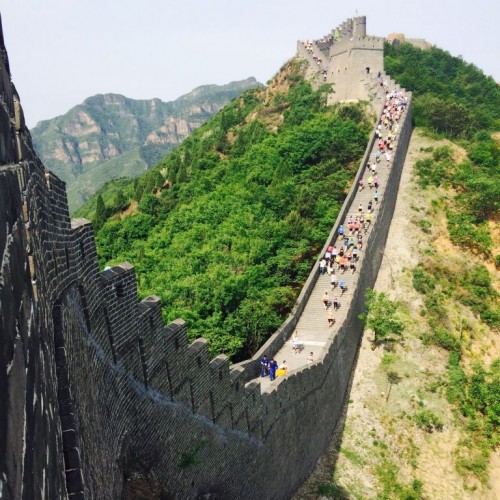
(326, 16), (384, 103)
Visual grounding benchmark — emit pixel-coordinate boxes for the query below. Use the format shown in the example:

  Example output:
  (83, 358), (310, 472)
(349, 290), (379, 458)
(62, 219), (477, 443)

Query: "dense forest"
(88, 60), (372, 359)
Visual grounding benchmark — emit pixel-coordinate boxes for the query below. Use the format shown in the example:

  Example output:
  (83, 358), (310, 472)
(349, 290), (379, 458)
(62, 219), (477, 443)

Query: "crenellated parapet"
(297, 16), (384, 95)
(329, 35), (384, 57)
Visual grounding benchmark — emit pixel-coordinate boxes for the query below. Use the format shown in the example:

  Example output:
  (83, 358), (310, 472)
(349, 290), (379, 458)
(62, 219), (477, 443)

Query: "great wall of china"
(0, 15), (412, 499)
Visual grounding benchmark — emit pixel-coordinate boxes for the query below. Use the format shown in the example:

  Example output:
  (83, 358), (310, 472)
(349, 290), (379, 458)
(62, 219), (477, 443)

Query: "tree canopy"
(94, 61), (371, 359)
(384, 43), (500, 137)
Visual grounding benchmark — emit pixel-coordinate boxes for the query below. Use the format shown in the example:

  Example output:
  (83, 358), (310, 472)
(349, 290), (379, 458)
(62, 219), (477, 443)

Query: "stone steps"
(260, 99), (408, 389)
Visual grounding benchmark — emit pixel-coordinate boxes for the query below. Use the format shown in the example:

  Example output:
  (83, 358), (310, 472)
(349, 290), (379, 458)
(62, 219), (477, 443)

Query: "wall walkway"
(260, 90), (410, 389)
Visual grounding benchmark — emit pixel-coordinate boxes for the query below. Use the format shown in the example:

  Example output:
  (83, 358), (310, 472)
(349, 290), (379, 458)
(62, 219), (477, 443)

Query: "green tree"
(460, 171), (500, 219)
(220, 111), (230, 133)
(138, 193), (161, 217)
(114, 189), (128, 212)
(134, 178), (144, 201)
(94, 194), (107, 231)
(361, 290), (404, 345)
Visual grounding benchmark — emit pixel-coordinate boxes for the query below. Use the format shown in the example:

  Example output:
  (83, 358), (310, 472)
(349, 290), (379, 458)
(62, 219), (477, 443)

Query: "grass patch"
(381, 352), (398, 367)
(341, 447), (365, 466)
(417, 218), (433, 233)
(375, 458), (424, 499)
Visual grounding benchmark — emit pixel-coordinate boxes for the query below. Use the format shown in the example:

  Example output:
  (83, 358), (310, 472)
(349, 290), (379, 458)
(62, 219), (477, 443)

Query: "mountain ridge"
(31, 77), (261, 211)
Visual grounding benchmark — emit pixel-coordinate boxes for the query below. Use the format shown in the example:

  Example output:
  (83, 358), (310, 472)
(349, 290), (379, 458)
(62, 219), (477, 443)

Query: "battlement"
(298, 16), (385, 95)
(329, 35), (384, 57)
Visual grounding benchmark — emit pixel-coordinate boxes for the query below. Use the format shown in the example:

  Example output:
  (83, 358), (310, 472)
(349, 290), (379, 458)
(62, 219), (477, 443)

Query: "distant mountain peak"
(31, 78), (261, 212)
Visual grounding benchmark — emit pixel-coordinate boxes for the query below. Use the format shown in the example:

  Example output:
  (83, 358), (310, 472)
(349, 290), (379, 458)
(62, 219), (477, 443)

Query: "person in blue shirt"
(260, 355), (270, 377)
(352, 246), (359, 261)
(339, 279), (347, 294)
(269, 358), (278, 381)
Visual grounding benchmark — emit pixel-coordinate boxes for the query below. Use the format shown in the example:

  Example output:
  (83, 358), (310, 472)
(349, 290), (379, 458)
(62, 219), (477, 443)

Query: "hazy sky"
(1, 1), (499, 128)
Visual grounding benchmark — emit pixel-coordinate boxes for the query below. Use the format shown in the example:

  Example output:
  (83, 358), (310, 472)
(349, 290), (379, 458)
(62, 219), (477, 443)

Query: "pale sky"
(1, 1), (498, 129)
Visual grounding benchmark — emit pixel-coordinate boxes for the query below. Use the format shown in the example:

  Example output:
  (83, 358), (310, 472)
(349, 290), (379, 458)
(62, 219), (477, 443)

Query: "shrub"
(433, 327), (460, 352)
(495, 255), (500, 269)
(412, 266), (435, 294)
(446, 209), (492, 254)
(360, 290), (404, 345)
(414, 409), (444, 432)
(418, 218), (432, 233)
(315, 482), (349, 499)
(179, 440), (207, 469)
(113, 189), (129, 212)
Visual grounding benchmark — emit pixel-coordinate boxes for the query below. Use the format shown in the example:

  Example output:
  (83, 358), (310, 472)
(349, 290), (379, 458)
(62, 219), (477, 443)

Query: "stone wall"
(297, 16), (385, 102)
(327, 36), (385, 102)
(0, 15), (413, 499)
(387, 33), (433, 51)
(0, 22), (68, 498)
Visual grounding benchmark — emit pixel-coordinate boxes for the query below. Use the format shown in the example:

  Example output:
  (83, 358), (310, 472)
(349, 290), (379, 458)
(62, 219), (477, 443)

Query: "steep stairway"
(259, 88), (409, 390)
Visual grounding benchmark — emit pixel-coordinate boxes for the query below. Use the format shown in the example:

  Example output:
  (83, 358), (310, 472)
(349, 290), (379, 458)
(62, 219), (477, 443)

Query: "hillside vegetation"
(88, 60), (373, 359)
(384, 42), (499, 264)
(384, 43), (500, 137)
(298, 43), (499, 499)
(32, 78), (260, 211)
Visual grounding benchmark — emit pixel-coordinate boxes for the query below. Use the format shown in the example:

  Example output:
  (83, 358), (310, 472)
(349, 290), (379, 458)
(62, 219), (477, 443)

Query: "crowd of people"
(315, 88), (407, 328)
(300, 39), (329, 79)
(301, 40), (324, 65)
(316, 34), (334, 46)
(259, 79), (407, 382)
(300, 31), (343, 81)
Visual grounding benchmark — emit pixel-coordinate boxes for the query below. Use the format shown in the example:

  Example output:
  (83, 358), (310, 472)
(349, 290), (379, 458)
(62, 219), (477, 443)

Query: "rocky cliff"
(31, 78), (260, 211)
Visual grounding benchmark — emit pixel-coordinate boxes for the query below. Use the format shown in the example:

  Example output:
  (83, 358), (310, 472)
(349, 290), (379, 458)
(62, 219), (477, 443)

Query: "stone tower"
(353, 15), (367, 37)
(327, 16), (384, 102)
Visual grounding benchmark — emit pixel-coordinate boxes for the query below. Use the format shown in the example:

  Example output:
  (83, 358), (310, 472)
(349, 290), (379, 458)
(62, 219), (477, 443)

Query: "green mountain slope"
(87, 60), (372, 360)
(384, 43), (500, 136)
(31, 77), (261, 211)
